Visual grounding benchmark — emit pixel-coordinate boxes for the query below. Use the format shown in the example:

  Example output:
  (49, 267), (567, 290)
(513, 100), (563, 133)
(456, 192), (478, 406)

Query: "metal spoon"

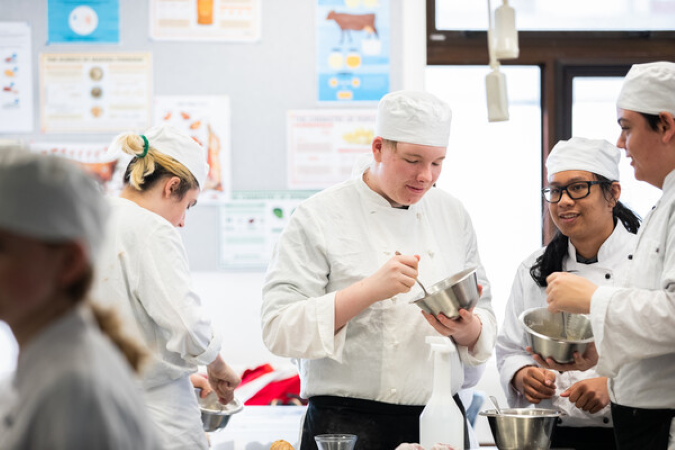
(489, 395), (503, 415)
(561, 312), (569, 340)
(395, 251), (429, 297)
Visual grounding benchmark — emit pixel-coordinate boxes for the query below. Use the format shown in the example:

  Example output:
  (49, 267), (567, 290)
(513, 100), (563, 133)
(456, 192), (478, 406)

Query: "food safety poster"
(149, 0), (261, 42)
(39, 53), (152, 133)
(154, 95), (231, 198)
(316, 0), (390, 102)
(47, 0), (119, 44)
(0, 22), (33, 133)
(218, 190), (318, 270)
(29, 142), (123, 194)
(287, 109), (376, 189)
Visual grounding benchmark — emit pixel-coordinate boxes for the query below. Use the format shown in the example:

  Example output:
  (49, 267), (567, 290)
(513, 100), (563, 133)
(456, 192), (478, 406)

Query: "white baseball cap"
(546, 137), (621, 182)
(617, 61), (675, 116)
(0, 149), (109, 260)
(375, 90), (452, 147)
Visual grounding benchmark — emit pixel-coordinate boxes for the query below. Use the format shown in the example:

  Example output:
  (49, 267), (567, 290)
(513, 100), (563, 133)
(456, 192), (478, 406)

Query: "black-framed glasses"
(541, 181), (605, 203)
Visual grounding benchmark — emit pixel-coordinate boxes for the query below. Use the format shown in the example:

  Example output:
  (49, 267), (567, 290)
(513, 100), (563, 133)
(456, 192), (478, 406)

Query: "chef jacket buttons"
(603, 417), (610, 424)
(390, 388), (397, 394)
(605, 273), (611, 280)
(628, 254), (633, 260)
(557, 418), (563, 425)
(416, 213), (422, 219)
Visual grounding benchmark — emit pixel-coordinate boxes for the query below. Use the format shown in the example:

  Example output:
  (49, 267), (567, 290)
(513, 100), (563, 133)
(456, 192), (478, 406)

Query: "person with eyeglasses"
(497, 137), (641, 450)
(546, 62), (675, 449)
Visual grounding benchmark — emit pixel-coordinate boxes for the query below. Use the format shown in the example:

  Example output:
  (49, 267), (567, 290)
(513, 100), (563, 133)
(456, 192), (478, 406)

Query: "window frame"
(426, 0), (675, 241)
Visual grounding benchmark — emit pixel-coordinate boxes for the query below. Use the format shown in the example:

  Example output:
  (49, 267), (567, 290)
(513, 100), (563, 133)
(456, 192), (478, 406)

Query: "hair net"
(0, 149), (109, 260)
(616, 61), (675, 116)
(546, 137), (621, 182)
(375, 90), (452, 147)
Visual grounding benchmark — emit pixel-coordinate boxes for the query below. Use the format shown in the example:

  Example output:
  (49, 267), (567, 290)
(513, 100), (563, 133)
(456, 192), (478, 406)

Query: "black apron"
(611, 402), (675, 450)
(551, 424), (617, 450)
(300, 395), (469, 450)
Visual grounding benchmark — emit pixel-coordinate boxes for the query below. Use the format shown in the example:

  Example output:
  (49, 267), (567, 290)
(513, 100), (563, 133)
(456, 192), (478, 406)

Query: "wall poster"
(316, 0), (390, 102)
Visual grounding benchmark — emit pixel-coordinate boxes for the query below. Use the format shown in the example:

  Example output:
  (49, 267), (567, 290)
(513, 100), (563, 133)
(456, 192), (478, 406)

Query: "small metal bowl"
(479, 408), (563, 450)
(411, 267), (479, 319)
(195, 389), (243, 432)
(520, 307), (594, 364)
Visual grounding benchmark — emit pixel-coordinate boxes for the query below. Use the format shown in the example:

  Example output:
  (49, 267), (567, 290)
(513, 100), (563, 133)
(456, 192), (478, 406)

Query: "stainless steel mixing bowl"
(195, 389), (243, 432)
(520, 307), (594, 364)
(411, 267), (479, 319)
(479, 408), (563, 450)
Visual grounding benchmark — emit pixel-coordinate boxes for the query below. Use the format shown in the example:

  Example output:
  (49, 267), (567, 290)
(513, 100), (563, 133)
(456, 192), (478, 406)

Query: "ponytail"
(111, 132), (199, 197)
(88, 301), (147, 374)
(66, 262), (148, 374)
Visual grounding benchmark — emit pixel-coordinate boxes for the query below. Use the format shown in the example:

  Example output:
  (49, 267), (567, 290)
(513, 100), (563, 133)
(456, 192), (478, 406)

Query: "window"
(572, 76), (661, 218)
(434, 0), (675, 32)
(427, 65), (542, 326)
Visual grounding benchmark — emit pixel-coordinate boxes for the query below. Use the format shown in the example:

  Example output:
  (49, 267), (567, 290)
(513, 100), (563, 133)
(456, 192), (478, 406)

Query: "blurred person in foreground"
(92, 124), (240, 450)
(497, 137), (641, 450)
(0, 150), (161, 449)
(262, 90), (497, 450)
(546, 62), (675, 449)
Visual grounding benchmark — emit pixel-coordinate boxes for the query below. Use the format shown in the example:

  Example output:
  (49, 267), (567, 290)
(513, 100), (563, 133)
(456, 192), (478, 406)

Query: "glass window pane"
(436, 0), (675, 31)
(572, 77), (661, 219)
(426, 65), (542, 327)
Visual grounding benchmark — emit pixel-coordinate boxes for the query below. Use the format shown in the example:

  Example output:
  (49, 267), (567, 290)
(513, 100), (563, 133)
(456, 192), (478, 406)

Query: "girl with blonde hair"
(93, 124), (240, 450)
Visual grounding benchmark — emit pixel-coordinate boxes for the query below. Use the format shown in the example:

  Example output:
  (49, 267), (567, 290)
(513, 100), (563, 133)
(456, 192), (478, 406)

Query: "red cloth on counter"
(238, 364), (302, 406)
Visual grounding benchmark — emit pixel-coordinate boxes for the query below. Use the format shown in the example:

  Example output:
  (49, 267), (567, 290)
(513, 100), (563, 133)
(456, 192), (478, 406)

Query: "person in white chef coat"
(262, 90), (497, 450)
(497, 137), (641, 450)
(0, 150), (162, 450)
(92, 124), (241, 450)
(546, 62), (675, 450)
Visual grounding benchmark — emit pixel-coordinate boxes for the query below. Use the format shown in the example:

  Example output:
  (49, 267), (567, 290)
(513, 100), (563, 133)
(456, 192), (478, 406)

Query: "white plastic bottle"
(419, 336), (464, 450)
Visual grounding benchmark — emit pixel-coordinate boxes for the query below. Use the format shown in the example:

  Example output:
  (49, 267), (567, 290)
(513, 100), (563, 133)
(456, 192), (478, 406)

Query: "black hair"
(639, 112), (661, 131)
(529, 174), (641, 287)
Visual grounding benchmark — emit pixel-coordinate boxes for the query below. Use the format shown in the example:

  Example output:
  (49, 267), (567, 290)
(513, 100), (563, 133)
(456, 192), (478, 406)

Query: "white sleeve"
(496, 262), (539, 408)
(590, 210), (675, 376)
(134, 226), (221, 366)
(592, 283), (675, 377)
(261, 205), (348, 361)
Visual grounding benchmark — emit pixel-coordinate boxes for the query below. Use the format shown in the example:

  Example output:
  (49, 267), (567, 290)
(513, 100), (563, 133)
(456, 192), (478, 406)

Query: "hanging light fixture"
(485, 0), (519, 122)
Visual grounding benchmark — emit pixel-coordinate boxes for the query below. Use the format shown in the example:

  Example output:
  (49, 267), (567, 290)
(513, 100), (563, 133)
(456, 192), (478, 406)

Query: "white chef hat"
(0, 149), (109, 260)
(616, 61), (675, 116)
(375, 90), (452, 147)
(546, 137), (621, 182)
(110, 124), (209, 189)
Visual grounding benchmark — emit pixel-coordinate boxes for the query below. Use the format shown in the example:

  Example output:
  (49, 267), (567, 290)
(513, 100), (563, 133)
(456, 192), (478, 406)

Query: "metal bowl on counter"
(411, 267), (479, 319)
(195, 389), (244, 432)
(520, 307), (594, 364)
(479, 408), (563, 450)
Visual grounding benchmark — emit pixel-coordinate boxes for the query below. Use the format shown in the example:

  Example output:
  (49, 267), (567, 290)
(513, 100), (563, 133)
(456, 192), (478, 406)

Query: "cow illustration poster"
(316, 0), (390, 102)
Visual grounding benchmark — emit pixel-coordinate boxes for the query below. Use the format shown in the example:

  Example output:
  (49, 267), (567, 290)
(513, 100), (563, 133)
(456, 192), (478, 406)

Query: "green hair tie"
(139, 135), (149, 158)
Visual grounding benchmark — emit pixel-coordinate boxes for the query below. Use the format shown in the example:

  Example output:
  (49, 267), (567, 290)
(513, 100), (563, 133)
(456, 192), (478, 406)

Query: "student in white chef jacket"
(546, 62), (675, 450)
(497, 138), (641, 450)
(0, 150), (161, 450)
(262, 91), (497, 450)
(92, 124), (241, 450)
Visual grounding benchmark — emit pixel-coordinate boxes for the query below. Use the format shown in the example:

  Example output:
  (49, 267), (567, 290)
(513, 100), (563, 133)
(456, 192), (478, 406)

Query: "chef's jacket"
(496, 222), (636, 427)
(0, 306), (162, 450)
(262, 174), (497, 405)
(591, 169), (675, 411)
(93, 197), (222, 389)
(92, 197), (220, 449)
